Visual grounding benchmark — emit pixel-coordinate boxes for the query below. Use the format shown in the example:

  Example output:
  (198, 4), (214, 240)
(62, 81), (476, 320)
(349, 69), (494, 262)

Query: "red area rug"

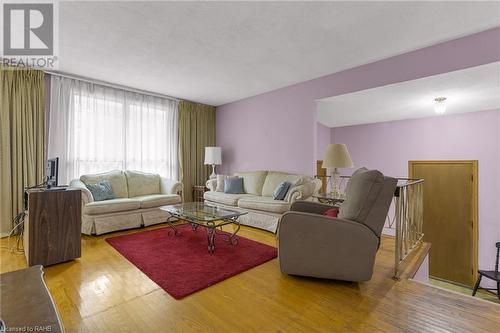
(105, 224), (277, 299)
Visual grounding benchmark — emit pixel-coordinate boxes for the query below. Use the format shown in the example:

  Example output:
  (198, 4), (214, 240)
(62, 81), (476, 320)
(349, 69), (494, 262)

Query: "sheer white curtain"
(48, 76), (179, 184)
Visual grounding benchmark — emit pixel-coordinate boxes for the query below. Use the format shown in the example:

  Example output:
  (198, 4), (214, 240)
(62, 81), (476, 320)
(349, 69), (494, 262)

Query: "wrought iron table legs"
(167, 216), (240, 254)
(206, 228), (216, 253)
(165, 216), (179, 236)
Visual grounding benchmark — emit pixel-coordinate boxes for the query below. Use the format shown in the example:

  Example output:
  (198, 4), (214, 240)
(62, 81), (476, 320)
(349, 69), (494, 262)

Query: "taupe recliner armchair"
(278, 168), (397, 282)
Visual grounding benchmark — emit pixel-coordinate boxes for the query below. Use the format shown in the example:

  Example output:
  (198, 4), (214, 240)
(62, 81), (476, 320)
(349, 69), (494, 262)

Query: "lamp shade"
(204, 147), (222, 165)
(322, 144), (353, 169)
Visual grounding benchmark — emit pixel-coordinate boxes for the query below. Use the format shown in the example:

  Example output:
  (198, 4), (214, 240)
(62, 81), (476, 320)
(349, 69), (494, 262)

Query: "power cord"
(1, 181), (47, 253)
(25, 179), (47, 190)
(1, 211), (26, 253)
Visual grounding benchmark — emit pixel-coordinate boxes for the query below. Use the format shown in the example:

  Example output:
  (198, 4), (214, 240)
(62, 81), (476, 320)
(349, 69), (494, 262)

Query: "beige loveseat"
(204, 171), (322, 233)
(70, 170), (183, 235)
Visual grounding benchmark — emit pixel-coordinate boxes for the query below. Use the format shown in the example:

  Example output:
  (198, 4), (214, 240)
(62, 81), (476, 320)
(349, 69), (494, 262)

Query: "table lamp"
(204, 147), (222, 179)
(322, 144), (353, 196)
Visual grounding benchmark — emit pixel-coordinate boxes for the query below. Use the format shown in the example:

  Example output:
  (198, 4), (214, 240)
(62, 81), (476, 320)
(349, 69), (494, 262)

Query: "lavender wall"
(315, 122), (331, 162)
(216, 27), (500, 175)
(331, 109), (500, 286)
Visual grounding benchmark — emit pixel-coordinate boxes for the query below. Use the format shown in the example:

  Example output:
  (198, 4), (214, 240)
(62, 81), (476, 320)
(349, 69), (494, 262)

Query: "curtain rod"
(44, 70), (181, 102)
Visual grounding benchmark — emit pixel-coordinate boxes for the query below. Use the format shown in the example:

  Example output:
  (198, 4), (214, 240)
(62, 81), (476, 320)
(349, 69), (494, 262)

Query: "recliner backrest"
(339, 168), (397, 237)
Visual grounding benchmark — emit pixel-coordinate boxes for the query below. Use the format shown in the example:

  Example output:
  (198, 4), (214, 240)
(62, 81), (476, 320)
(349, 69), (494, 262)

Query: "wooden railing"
(314, 175), (424, 278)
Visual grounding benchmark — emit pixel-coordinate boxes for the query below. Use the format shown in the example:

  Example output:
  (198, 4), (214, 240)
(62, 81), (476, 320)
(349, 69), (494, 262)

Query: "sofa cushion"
(204, 191), (254, 206)
(237, 196), (291, 214)
(133, 194), (181, 209)
(125, 170), (161, 197)
(84, 198), (141, 215)
(261, 172), (307, 197)
(81, 170), (128, 198)
(338, 169), (384, 223)
(235, 171), (268, 195)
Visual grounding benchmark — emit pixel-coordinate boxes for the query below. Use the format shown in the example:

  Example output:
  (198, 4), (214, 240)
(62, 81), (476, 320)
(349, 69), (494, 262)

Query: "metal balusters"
(394, 180), (424, 278)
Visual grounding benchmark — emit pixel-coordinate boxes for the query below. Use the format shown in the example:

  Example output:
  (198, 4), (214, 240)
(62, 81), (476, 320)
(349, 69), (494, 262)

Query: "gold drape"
(178, 100), (216, 202)
(0, 66), (45, 235)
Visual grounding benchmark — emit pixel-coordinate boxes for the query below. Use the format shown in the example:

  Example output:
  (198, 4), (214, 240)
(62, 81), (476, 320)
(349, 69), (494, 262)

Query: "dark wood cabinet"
(23, 188), (82, 266)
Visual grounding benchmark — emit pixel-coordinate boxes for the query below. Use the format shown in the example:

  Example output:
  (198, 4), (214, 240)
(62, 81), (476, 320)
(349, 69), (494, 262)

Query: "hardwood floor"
(429, 278), (500, 304)
(2, 223), (500, 332)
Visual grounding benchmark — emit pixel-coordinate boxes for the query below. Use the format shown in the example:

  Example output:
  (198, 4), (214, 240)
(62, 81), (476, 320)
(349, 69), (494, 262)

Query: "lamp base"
(209, 164), (217, 179)
(329, 168), (342, 197)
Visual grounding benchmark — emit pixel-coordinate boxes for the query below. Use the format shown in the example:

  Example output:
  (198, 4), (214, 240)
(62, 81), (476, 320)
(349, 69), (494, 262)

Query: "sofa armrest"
(285, 179), (320, 202)
(311, 178), (323, 194)
(160, 177), (183, 197)
(69, 179), (93, 205)
(206, 179), (217, 192)
(278, 211), (379, 281)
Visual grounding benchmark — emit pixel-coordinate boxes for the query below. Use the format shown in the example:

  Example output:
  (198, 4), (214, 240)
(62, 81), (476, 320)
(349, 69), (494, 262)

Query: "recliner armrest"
(69, 179), (93, 205)
(160, 177), (183, 198)
(278, 211), (379, 281)
(290, 200), (333, 215)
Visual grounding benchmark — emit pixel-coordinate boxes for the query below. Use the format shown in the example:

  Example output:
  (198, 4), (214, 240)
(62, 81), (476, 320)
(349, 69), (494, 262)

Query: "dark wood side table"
(24, 188), (82, 266)
(192, 185), (209, 202)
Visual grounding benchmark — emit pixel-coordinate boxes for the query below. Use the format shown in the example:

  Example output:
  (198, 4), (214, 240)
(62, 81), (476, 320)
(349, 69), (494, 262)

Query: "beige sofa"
(70, 170), (183, 235)
(204, 171), (322, 233)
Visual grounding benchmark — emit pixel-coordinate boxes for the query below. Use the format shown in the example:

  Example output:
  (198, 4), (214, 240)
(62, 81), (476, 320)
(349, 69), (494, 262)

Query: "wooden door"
(409, 160), (477, 287)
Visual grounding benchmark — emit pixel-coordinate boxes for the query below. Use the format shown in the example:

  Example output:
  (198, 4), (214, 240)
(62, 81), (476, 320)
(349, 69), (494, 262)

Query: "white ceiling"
(316, 61), (500, 128)
(58, 1), (500, 106)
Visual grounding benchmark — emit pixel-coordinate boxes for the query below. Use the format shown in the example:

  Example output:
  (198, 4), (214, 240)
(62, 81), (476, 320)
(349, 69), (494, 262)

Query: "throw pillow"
(216, 175), (237, 192)
(273, 181), (291, 200)
(86, 180), (116, 201)
(323, 208), (339, 218)
(224, 177), (244, 194)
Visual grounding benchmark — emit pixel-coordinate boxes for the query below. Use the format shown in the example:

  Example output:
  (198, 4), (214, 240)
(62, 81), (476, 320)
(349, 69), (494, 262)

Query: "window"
(48, 76), (178, 184)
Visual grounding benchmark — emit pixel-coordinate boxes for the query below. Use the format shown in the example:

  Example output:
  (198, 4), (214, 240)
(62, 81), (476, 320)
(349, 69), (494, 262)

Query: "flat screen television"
(46, 157), (59, 188)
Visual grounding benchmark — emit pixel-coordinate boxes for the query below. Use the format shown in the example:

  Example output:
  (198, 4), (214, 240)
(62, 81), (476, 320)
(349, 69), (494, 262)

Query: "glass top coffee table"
(160, 203), (247, 253)
(313, 193), (345, 206)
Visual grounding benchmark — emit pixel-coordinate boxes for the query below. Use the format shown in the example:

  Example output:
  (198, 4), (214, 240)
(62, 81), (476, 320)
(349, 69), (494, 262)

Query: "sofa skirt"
(82, 207), (173, 235)
(204, 201), (280, 233)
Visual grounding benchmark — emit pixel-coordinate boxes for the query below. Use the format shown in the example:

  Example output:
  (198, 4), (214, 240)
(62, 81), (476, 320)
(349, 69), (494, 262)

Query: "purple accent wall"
(216, 27), (500, 175)
(332, 109), (500, 286)
(216, 27), (500, 287)
(315, 122), (331, 162)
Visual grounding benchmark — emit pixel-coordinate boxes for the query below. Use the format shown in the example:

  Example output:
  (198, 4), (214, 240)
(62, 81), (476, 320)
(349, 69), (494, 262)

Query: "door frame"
(408, 160), (478, 286)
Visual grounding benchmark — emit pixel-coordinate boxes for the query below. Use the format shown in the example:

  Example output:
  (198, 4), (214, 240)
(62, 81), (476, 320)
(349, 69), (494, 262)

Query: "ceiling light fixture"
(434, 97), (447, 115)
